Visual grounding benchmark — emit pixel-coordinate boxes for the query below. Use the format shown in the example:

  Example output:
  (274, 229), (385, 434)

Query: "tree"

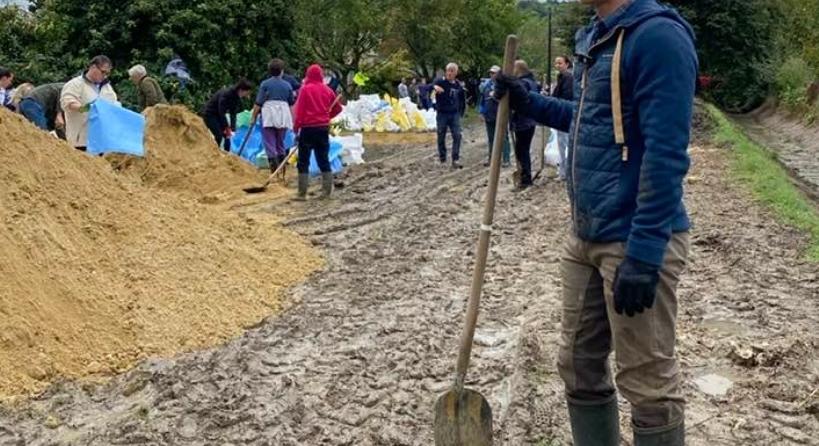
(391, 0), (463, 80)
(294, 0), (393, 96)
(666, 0), (781, 112)
(27, 0), (299, 108)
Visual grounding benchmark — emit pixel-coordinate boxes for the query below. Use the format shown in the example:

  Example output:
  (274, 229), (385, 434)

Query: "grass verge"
(705, 103), (819, 261)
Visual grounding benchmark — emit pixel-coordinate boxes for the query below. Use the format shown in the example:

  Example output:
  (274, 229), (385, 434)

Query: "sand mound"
(108, 104), (266, 200)
(0, 109), (322, 401)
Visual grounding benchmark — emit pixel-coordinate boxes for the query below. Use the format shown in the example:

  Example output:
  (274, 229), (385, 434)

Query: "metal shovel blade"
(433, 388), (493, 446)
(242, 184), (268, 194)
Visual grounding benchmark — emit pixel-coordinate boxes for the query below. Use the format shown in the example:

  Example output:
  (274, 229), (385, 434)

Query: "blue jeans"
(19, 98), (48, 130)
(436, 112), (462, 162)
(485, 120), (511, 163)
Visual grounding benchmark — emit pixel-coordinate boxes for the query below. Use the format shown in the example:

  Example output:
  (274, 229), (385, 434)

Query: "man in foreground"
(496, 0), (697, 444)
(60, 56), (118, 151)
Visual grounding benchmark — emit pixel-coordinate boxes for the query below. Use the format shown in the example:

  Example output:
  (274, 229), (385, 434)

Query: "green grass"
(705, 103), (819, 261)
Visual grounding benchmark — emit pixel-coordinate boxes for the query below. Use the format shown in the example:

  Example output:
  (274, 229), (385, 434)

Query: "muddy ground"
(1, 123), (817, 445)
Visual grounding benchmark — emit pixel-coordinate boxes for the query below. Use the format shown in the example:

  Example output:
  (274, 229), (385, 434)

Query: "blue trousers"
(485, 120), (511, 163)
(436, 112), (462, 162)
(19, 98), (48, 130)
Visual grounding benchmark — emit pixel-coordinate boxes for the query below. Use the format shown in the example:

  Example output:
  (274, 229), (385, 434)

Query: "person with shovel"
(201, 79), (253, 151)
(494, 0), (697, 444)
(251, 58), (295, 175)
(292, 63), (342, 201)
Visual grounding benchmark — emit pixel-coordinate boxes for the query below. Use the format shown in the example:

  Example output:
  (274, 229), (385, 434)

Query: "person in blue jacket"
(433, 63), (466, 169)
(477, 65), (511, 167)
(495, 0), (697, 444)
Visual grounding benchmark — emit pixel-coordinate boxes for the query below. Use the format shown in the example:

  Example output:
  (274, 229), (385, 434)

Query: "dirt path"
(1, 124), (817, 445)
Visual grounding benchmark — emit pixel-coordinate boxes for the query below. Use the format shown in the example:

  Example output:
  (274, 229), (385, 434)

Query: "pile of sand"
(108, 105), (267, 201)
(0, 109), (322, 400)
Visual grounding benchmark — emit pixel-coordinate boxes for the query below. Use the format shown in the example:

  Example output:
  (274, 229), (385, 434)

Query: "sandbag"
(87, 99), (145, 156)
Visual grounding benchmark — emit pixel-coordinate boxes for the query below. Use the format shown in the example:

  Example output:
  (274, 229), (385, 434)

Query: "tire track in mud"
(1, 125), (817, 445)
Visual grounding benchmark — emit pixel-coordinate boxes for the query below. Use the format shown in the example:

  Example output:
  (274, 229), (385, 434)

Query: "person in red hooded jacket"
(292, 63), (342, 200)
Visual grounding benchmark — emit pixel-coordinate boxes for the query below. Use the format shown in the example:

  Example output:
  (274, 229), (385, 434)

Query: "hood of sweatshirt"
(305, 64), (324, 84)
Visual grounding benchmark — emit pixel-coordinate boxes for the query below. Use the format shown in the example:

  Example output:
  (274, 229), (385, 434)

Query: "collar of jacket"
(83, 72), (110, 89)
(574, 0), (694, 61)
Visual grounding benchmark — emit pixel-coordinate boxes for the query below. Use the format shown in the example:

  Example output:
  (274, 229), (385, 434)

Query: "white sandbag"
(334, 133), (366, 165)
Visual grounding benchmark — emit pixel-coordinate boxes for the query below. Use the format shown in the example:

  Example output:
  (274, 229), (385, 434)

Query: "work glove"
(492, 73), (530, 112)
(78, 102), (92, 113)
(222, 127), (234, 139)
(613, 257), (661, 317)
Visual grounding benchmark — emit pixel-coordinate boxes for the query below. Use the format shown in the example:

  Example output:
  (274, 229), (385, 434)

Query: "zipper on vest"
(571, 65), (589, 231)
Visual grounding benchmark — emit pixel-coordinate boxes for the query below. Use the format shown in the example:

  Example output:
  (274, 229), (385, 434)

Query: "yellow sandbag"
(375, 112), (391, 132)
(391, 104), (411, 131)
(412, 111), (426, 129)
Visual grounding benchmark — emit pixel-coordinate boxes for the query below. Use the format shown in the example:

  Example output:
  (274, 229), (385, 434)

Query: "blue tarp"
(87, 99), (145, 156)
(230, 122), (343, 176)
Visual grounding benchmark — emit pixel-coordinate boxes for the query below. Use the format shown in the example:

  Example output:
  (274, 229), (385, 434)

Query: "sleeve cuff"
(625, 238), (668, 268)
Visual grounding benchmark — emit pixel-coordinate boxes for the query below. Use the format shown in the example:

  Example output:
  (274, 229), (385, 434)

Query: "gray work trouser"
(557, 232), (690, 429)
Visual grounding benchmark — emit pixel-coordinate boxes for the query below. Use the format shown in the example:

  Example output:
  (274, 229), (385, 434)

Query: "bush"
(775, 56), (815, 113)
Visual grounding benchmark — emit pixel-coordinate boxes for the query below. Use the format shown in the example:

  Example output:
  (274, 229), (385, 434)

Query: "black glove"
(613, 257), (660, 317)
(492, 73), (530, 112)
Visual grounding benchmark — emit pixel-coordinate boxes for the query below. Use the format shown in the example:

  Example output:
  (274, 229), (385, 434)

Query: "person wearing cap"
(128, 64), (167, 111)
(477, 65), (511, 168)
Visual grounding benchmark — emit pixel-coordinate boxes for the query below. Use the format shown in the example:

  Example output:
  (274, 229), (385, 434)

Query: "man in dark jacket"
(128, 64), (167, 111)
(552, 55), (574, 179)
(433, 63), (466, 168)
(510, 60), (540, 189)
(495, 0), (697, 444)
(201, 79), (253, 151)
(19, 82), (65, 135)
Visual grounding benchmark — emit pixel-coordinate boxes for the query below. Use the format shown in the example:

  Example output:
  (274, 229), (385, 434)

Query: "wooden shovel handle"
(453, 35), (519, 392)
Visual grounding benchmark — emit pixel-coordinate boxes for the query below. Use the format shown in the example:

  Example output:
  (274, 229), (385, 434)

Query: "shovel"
(236, 114), (259, 158)
(433, 34), (518, 446)
(242, 145), (297, 194)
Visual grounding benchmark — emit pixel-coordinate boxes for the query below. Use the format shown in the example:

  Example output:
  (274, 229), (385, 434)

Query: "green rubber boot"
(567, 397), (620, 446)
(293, 173), (309, 201)
(320, 172), (333, 199)
(634, 419), (684, 446)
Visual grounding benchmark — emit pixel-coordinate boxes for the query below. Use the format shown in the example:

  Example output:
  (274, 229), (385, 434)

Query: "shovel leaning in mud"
(434, 34), (518, 446)
(242, 146), (297, 194)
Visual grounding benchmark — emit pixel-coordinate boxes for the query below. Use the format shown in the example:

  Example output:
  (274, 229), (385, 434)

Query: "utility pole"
(546, 0), (553, 92)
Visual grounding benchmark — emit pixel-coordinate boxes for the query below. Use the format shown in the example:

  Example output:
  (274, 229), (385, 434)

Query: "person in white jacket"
(60, 55), (117, 151)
